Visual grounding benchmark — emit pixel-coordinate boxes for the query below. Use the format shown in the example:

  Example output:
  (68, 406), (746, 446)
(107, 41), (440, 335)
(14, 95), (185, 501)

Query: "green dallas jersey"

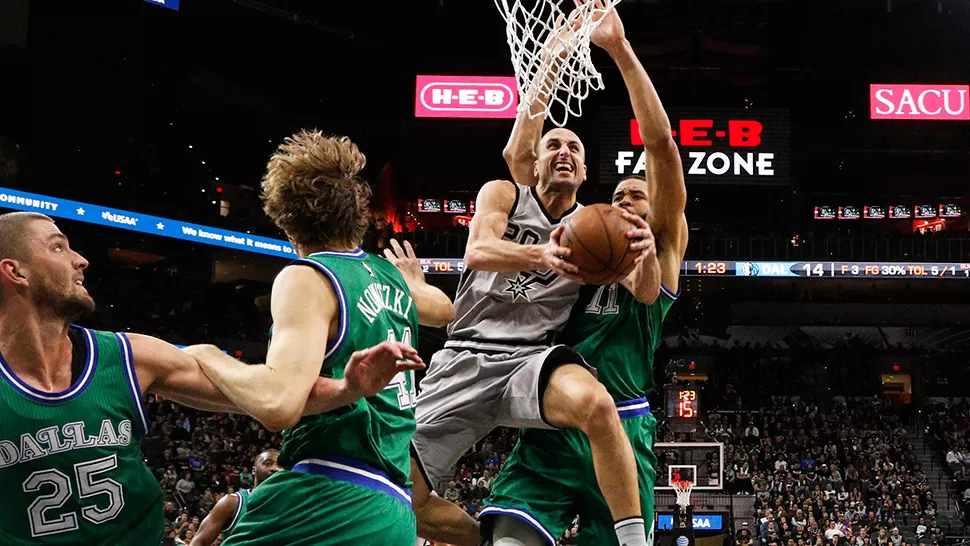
(277, 249), (420, 488)
(0, 327), (163, 545)
(222, 488), (250, 539)
(557, 283), (678, 401)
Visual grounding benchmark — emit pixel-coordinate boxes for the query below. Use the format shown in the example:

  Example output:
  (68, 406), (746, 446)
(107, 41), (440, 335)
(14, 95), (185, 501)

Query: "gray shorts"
(411, 343), (591, 492)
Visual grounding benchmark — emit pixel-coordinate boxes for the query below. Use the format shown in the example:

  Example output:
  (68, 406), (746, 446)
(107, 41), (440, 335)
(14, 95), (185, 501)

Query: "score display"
(418, 258), (970, 279)
(674, 389), (699, 418)
(940, 204), (963, 218)
(838, 205), (860, 220)
(444, 199), (468, 214)
(417, 199), (441, 213)
(687, 260), (970, 278)
(914, 204), (937, 219)
(814, 205), (836, 220)
(864, 205), (886, 219)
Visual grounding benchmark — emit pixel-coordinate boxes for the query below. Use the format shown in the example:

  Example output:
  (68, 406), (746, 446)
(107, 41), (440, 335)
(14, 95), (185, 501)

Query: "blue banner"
(0, 187), (296, 259)
(143, 0), (180, 11)
(656, 514), (723, 531)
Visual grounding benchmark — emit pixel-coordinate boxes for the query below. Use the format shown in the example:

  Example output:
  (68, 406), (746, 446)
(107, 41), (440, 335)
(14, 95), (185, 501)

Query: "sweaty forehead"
(542, 128), (582, 146)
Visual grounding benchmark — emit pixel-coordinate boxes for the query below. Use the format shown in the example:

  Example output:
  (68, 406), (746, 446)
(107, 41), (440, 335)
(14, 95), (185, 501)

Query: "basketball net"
(672, 480), (694, 515)
(493, 0), (621, 127)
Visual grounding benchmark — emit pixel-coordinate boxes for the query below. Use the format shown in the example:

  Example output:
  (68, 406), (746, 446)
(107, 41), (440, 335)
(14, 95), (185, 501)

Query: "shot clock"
(666, 384), (701, 433)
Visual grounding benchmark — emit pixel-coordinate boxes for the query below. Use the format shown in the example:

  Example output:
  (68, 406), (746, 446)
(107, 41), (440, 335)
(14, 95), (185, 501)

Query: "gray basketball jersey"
(446, 182), (583, 352)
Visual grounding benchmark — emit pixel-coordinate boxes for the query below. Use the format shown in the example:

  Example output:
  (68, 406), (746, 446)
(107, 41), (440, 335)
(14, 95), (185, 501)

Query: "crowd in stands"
(143, 398), (283, 545)
(706, 399), (947, 546)
(925, 400), (970, 533)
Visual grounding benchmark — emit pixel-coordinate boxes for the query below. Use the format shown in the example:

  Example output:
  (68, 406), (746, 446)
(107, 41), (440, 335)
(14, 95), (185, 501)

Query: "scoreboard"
(665, 385), (701, 433)
(419, 258), (970, 279)
(685, 261), (970, 279)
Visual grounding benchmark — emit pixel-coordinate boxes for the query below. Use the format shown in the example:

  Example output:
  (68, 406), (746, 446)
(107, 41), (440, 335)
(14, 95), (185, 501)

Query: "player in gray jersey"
(411, 126), (653, 546)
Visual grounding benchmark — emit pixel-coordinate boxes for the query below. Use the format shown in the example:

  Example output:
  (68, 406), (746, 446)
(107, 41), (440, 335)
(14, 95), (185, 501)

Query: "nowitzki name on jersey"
(357, 282), (414, 325)
(0, 419), (134, 469)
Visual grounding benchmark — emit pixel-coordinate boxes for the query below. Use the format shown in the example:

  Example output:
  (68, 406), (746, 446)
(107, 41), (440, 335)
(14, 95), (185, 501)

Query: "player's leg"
(542, 363), (645, 544)
(493, 515), (552, 546)
(575, 413), (658, 546)
(479, 428), (580, 546)
(223, 469), (416, 546)
(411, 457), (484, 546)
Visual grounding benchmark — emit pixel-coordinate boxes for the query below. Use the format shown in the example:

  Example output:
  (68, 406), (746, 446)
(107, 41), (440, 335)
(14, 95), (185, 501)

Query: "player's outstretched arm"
(504, 9), (583, 187)
(465, 179), (583, 282)
(383, 239), (455, 327)
(129, 333), (243, 413)
(188, 493), (239, 546)
(185, 266), (425, 430)
(590, 0), (688, 292)
(183, 265), (334, 430)
(618, 210), (661, 304)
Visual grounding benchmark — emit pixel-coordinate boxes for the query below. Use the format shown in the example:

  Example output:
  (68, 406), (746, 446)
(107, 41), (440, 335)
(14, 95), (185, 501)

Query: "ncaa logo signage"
(870, 84), (970, 120)
(657, 514), (723, 531)
(415, 76), (518, 119)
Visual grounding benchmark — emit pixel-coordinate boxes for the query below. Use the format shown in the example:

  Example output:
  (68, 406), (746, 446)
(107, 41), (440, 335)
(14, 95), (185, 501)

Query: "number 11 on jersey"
(384, 327), (417, 410)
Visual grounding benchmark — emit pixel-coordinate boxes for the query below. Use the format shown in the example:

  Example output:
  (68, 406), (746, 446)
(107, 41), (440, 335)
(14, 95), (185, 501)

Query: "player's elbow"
(635, 282), (661, 305)
(256, 399), (304, 432)
(464, 243), (488, 271)
(424, 301), (456, 328)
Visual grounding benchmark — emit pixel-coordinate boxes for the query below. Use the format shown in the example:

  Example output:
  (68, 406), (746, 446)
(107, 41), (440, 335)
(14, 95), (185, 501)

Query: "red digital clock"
(666, 386), (701, 421)
(677, 390), (697, 418)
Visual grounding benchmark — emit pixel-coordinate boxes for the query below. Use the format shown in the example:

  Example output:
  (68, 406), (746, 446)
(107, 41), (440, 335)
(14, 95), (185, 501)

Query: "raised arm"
(188, 493), (239, 546)
(503, 11), (581, 186)
(591, 2), (688, 292)
(464, 179), (582, 281)
(618, 210), (662, 304)
(383, 239), (455, 327)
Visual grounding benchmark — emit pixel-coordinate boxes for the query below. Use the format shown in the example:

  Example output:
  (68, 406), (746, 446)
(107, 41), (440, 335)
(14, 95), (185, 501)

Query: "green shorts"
(223, 458), (417, 546)
(481, 400), (657, 546)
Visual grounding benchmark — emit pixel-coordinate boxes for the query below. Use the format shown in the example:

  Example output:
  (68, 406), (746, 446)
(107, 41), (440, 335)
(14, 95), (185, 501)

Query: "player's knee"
(575, 383), (619, 433)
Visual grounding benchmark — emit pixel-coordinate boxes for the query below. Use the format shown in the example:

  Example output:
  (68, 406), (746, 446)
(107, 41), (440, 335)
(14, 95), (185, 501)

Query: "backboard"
(654, 442), (724, 491)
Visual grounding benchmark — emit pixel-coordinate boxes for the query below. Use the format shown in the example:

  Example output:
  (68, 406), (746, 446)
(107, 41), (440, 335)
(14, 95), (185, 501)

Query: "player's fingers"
(383, 248), (399, 263)
(403, 240), (416, 260)
(554, 256), (580, 274)
(548, 244), (571, 258)
(389, 238), (405, 257)
(396, 360), (426, 372)
(619, 210), (648, 228)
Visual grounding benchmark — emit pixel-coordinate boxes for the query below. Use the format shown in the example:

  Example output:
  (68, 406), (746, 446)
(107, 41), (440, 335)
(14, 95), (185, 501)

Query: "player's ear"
(581, 164), (588, 182)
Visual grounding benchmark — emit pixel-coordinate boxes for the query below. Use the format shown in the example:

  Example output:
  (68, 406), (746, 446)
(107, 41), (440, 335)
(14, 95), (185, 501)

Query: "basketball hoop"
(493, 0), (621, 127)
(672, 480), (694, 513)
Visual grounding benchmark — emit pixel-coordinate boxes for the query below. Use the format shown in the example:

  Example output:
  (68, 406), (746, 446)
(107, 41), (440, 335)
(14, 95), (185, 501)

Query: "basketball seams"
(562, 220), (611, 274)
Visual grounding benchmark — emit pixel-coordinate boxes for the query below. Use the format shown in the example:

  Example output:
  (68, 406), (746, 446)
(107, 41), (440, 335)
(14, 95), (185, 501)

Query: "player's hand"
(618, 209), (656, 264)
(541, 7), (583, 62)
(542, 225), (585, 284)
(343, 341), (425, 400)
(384, 239), (426, 285)
(586, 0), (626, 51)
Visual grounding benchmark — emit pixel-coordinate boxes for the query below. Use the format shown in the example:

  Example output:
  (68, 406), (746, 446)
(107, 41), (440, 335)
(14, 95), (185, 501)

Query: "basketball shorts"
(480, 401), (657, 546)
(222, 458), (416, 546)
(412, 344), (591, 492)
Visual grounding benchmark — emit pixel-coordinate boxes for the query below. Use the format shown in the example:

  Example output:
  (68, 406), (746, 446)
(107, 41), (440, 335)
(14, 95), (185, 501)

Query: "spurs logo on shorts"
(504, 269), (558, 302)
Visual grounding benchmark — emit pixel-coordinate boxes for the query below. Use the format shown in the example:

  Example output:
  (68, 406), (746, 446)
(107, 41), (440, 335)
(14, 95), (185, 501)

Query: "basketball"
(560, 204), (639, 285)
